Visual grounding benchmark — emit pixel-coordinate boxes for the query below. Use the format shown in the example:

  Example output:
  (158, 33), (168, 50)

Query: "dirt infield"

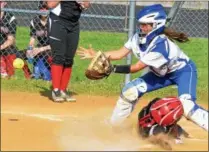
(1, 91), (208, 151)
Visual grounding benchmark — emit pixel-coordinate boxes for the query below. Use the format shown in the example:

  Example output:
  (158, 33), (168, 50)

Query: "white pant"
(110, 97), (135, 126)
(180, 98), (208, 131)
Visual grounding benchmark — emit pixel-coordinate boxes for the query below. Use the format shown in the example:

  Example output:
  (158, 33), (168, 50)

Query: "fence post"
(124, 0), (136, 85)
(167, 1), (185, 27)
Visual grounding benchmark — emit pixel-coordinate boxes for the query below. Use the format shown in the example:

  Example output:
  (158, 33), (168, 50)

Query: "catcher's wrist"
(113, 65), (131, 74)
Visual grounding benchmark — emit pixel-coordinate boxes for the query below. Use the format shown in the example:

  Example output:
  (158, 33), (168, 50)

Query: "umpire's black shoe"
(52, 90), (65, 102)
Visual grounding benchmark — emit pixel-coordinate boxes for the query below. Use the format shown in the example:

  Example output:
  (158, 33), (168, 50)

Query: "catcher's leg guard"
(120, 78), (147, 103)
(110, 97), (133, 125)
(110, 78), (147, 125)
(179, 94), (208, 131)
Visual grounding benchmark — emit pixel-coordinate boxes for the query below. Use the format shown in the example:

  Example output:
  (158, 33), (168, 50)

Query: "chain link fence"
(169, 1), (208, 38)
(1, 1), (208, 80)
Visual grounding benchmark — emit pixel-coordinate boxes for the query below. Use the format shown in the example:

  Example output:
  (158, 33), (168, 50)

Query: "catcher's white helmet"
(136, 4), (167, 44)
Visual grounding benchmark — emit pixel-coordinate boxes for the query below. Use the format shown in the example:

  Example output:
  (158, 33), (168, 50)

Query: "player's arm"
(78, 34), (136, 61)
(104, 46), (131, 60)
(130, 60), (147, 73)
(28, 37), (36, 48)
(1, 15), (16, 51)
(46, 0), (61, 8)
(26, 19), (36, 58)
(76, 1), (91, 10)
(77, 45), (131, 61)
(113, 60), (147, 74)
(28, 39), (51, 57)
(0, 35), (15, 50)
(32, 45), (51, 56)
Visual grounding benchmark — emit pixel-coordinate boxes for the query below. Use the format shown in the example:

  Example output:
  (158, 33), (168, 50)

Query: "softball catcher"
(78, 4), (208, 131)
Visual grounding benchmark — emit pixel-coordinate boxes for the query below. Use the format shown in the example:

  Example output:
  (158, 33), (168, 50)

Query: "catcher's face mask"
(137, 23), (154, 44)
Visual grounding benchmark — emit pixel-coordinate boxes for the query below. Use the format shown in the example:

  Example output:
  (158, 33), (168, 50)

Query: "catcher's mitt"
(85, 51), (113, 80)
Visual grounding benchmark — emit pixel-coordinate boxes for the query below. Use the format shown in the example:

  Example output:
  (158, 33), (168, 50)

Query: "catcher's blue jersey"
(124, 33), (197, 101)
(125, 34), (190, 77)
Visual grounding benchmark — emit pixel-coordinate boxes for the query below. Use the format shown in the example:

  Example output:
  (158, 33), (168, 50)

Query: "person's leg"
(110, 72), (173, 125)
(0, 56), (8, 78)
(39, 58), (51, 81)
(48, 14), (68, 102)
(60, 24), (80, 101)
(174, 61), (208, 131)
(33, 60), (41, 79)
(22, 60), (32, 79)
(5, 54), (16, 77)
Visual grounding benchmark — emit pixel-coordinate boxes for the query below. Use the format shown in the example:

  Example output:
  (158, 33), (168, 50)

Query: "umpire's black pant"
(48, 13), (80, 67)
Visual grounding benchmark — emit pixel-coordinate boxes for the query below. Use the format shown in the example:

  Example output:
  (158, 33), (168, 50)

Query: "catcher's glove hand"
(85, 51), (113, 80)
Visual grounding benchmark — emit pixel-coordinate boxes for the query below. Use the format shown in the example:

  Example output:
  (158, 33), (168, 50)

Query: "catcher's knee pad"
(179, 94), (208, 130)
(179, 94), (198, 117)
(120, 78), (147, 103)
(52, 55), (65, 65)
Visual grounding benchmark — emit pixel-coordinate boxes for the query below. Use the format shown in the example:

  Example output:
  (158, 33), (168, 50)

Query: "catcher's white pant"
(110, 97), (135, 126)
(179, 96), (208, 131)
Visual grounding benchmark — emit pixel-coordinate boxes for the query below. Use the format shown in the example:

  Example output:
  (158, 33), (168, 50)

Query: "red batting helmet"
(150, 97), (184, 127)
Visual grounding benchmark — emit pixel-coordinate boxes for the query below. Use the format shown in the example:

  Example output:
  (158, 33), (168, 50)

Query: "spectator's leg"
(22, 60), (32, 79)
(0, 56), (8, 78)
(33, 60), (41, 79)
(5, 54), (16, 77)
(39, 58), (51, 81)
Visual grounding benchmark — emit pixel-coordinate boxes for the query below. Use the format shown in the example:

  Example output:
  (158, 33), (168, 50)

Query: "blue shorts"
(131, 60), (197, 101)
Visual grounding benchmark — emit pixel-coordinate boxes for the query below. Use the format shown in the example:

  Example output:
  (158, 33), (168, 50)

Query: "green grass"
(1, 27), (208, 103)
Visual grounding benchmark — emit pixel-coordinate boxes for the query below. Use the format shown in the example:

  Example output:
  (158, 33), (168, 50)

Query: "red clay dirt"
(1, 91), (208, 151)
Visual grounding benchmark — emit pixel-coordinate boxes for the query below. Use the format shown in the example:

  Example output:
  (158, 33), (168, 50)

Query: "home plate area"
(1, 91), (208, 151)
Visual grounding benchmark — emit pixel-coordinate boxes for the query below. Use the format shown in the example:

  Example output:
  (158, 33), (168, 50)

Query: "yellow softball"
(13, 58), (24, 69)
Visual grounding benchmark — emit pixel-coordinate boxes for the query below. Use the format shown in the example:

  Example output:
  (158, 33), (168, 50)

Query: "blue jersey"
(124, 33), (189, 76)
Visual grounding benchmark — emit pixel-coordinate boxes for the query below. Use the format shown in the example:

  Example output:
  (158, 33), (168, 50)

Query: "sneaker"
(52, 90), (65, 102)
(60, 90), (76, 102)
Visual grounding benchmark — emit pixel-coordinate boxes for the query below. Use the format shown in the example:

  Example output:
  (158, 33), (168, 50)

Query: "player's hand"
(76, 1), (90, 10)
(77, 44), (96, 59)
(26, 48), (41, 58)
(32, 48), (41, 56)
(26, 50), (33, 58)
